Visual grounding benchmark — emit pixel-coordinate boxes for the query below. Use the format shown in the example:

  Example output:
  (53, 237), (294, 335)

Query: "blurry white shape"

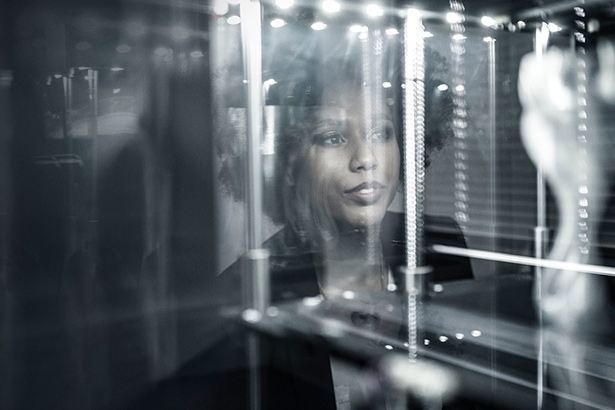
(401, 83), (406, 89)
(433, 283), (444, 292)
(303, 296), (323, 306)
(452, 33), (466, 41)
(275, 0), (294, 9)
(424, 339), (430, 345)
(342, 290), (356, 299)
(455, 84), (465, 92)
(171, 26), (190, 40)
(422, 31), (434, 38)
(385, 304), (394, 312)
(77, 66), (90, 70)
(263, 78), (277, 87)
(110, 67), (124, 71)
(270, 18), (286, 28)
(116, 44), (132, 53)
(190, 50), (205, 59)
(437, 83), (449, 92)
(483, 36), (495, 42)
(438, 335), (449, 342)
(382, 81), (392, 88)
(406, 8), (421, 19)
(455, 333), (465, 340)
(242, 79), (248, 83)
(358, 31), (368, 40)
(470, 330), (482, 337)
(385, 27), (399, 36)
(403, 342), (410, 347)
(480, 15), (497, 27)
(227, 15), (241, 25)
(112, 88), (121, 94)
(387, 283), (397, 291)
(228, 0), (240, 4)
(311, 21), (327, 31)
(517, 20), (526, 29)
(322, 0), (340, 13)
(350, 24), (366, 33)
(213, 0), (229, 16)
(548, 22), (562, 32)
(446, 11), (463, 24)
(597, 41), (615, 103)
(242, 309), (263, 323)
(384, 344), (394, 350)
(54, 74), (63, 79)
(366, 4), (384, 17)
(266, 306), (280, 317)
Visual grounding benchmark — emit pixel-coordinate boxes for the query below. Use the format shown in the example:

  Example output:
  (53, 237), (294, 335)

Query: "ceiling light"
(366, 4), (384, 17)
(227, 15), (241, 25)
(275, 0), (294, 9)
(322, 0), (340, 13)
(311, 21), (327, 31)
(270, 18), (286, 28)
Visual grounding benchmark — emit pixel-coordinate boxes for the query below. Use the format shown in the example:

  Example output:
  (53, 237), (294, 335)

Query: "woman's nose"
(349, 138), (378, 172)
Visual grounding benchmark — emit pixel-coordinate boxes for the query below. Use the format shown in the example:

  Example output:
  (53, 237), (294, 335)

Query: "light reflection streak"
(431, 245), (615, 278)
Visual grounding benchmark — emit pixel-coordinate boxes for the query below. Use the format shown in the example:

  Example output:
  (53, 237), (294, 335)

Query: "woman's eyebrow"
(312, 118), (346, 128)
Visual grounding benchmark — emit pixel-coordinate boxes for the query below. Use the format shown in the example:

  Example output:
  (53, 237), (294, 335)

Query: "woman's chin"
(336, 208), (388, 231)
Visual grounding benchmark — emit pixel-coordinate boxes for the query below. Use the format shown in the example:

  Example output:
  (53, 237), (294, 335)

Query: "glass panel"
(4, 0), (615, 409)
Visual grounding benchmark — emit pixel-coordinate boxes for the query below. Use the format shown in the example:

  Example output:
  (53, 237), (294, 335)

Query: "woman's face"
(298, 87), (400, 230)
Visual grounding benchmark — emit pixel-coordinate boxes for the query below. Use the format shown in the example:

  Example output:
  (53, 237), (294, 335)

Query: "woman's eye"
(368, 124), (394, 142)
(315, 131), (346, 146)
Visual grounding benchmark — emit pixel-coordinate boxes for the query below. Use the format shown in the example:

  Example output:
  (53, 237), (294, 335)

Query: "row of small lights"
(217, 0), (564, 34)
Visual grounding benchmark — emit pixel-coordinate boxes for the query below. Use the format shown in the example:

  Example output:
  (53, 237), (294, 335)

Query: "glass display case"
(2, 0), (615, 409)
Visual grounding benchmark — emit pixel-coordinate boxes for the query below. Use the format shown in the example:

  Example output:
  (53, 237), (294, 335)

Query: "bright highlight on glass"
(385, 27), (399, 36)
(452, 33), (466, 41)
(190, 50), (205, 59)
(311, 22), (327, 31)
(275, 0), (294, 9)
(548, 22), (563, 32)
(446, 11), (463, 24)
(110, 67), (124, 71)
(437, 83), (449, 92)
(422, 31), (434, 38)
(471, 330), (482, 337)
(270, 18), (286, 28)
(480, 15), (497, 27)
(350, 24), (367, 33)
(322, 0), (340, 13)
(382, 81), (392, 88)
(366, 4), (384, 17)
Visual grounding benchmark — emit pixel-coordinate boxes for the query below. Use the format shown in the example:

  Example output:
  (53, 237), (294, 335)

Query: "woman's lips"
(344, 181), (386, 205)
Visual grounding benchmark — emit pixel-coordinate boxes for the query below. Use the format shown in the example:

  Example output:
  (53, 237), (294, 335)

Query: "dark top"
(130, 212), (473, 410)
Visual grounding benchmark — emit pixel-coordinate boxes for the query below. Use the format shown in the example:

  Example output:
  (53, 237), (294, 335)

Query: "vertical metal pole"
(487, 38), (497, 256)
(533, 22), (550, 410)
(240, 2), (268, 410)
(403, 8), (426, 363)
